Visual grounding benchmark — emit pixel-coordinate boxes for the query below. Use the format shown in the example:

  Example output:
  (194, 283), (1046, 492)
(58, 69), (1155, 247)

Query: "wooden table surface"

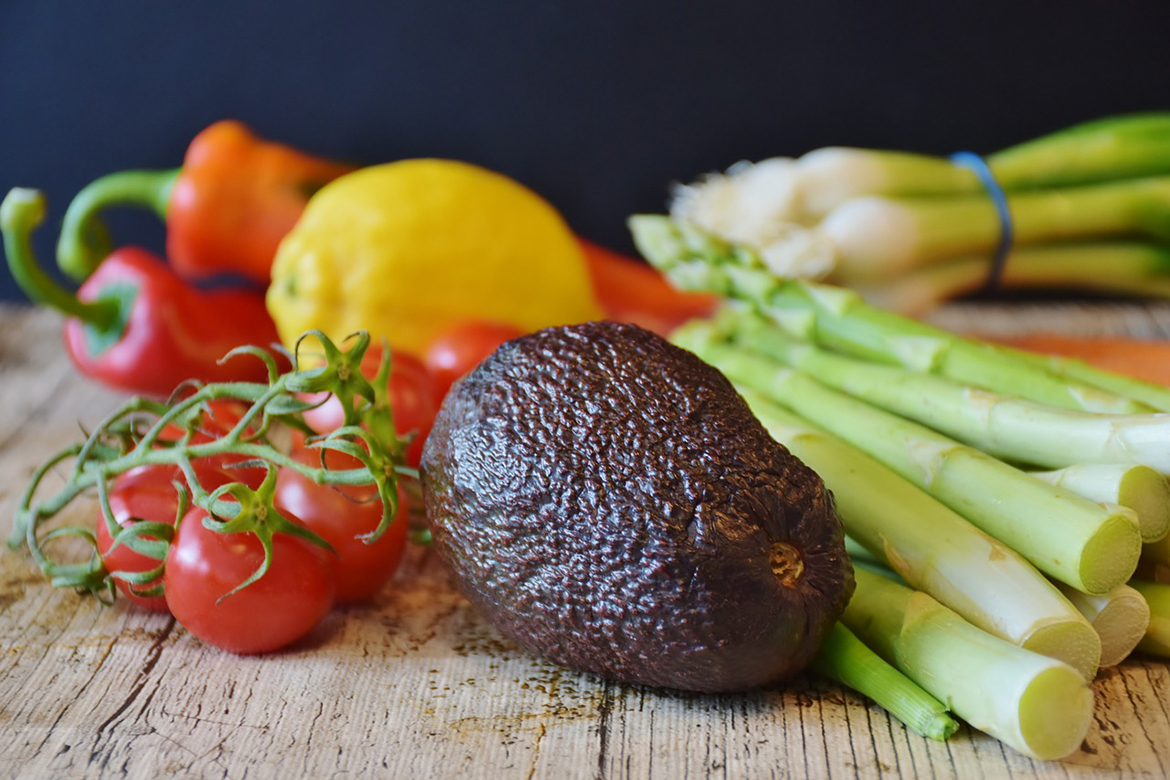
(4, 301), (1170, 780)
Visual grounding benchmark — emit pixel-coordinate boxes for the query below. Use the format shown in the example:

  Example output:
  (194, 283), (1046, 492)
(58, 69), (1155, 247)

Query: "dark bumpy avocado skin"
(421, 321), (853, 693)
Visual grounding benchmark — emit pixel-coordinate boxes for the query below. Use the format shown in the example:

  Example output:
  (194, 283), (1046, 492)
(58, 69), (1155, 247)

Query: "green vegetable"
(1031, 464), (1170, 544)
(843, 567), (1094, 761)
(857, 242), (1170, 316)
(667, 112), (1170, 308)
(987, 113), (1170, 189)
(1132, 580), (1170, 657)
(629, 214), (1150, 414)
(1054, 582), (1150, 668)
(796, 114), (1170, 217)
(736, 388), (1102, 680)
(672, 320), (1142, 596)
(810, 622), (959, 742)
(726, 315), (1170, 491)
(818, 178), (1170, 285)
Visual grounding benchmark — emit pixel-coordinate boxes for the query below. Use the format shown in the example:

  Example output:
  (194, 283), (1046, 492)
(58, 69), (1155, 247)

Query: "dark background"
(2, 1), (1169, 302)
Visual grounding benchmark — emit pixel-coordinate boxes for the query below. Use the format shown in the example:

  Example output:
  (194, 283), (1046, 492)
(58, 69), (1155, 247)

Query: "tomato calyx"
(200, 466), (333, 602)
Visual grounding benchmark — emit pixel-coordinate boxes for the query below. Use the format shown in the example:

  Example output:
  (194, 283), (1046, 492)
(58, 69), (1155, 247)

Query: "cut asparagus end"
(810, 622), (959, 742)
(738, 389), (1104, 679)
(844, 568), (1093, 761)
(1034, 463), (1170, 544)
(1139, 532), (1170, 582)
(1129, 580), (1170, 658)
(1057, 582), (1151, 668)
(1019, 620), (1104, 682)
(1080, 510), (1145, 595)
(1014, 664), (1097, 761)
(1119, 468), (1170, 544)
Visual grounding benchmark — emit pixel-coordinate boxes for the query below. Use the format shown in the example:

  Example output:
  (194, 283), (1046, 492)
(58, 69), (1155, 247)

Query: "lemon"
(266, 158), (604, 355)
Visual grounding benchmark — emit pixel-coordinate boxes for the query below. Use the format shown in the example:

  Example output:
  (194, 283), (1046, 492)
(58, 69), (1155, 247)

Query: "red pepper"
(3, 188), (281, 398)
(579, 238), (718, 335)
(56, 120), (356, 285)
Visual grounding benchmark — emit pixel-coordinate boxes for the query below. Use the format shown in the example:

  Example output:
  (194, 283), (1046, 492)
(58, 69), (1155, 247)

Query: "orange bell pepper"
(56, 120), (356, 285)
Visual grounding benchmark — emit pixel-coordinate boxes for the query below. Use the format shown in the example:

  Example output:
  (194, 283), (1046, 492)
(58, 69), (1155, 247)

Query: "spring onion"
(810, 622), (959, 742)
(666, 112), (1170, 310)
(856, 242), (1170, 317)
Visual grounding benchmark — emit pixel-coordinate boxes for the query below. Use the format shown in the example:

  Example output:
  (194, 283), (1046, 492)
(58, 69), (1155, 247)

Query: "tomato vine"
(8, 330), (414, 611)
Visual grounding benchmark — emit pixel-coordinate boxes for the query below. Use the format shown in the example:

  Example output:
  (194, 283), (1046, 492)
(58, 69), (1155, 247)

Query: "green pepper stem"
(1, 188), (118, 327)
(57, 168), (179, 282)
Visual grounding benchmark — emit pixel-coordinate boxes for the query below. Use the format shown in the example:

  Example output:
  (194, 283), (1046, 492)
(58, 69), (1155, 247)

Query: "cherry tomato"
(95, 465), (182, 612)
(275, 438), (410, 604)
(424, 320), (524, 402)
(302, 348), (438, 468)
(165, 506), (335, 654)
(95, 460), (240, 612)
(160, 398), (266, 488)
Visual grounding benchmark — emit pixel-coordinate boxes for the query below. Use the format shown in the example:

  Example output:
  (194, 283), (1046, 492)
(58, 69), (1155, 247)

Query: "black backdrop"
(3, 0), (1169, 302)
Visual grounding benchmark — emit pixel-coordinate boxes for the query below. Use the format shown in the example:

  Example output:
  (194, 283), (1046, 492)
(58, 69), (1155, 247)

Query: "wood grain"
(3, 302), (1170, 779)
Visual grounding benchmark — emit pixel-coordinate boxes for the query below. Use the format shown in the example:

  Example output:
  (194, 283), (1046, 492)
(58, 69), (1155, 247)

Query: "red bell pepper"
(3, 188), (281, 398)
(56, 120), (356, 285)
(579, 238), (718, 335)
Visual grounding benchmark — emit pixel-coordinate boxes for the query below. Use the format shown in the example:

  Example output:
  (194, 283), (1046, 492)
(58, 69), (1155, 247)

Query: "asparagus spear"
(1007, 345), (1170, 413)
(810, 622), (959, 742)
(739, 389), (1102, 679)
(844, 567), (1094, 761)
(728, 316), (1170, 485)
(1128, 580), (1170, 658)
(1055, 582), (1150, 668)
(672, 322), (1142, 596)
(1032, 464), (1170, 544)
(629, 215), (1151, 415)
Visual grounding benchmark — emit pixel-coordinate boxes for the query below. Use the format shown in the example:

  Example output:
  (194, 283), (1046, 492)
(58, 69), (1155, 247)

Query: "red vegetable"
(301, 347), (438, 467)
(424, 320), (524, 402)
(579, 238), (717, 335)
(95, 465), (182, 612)
(2, 188), (282, 398)
(56, 119), (357, 285)
(164, 506), (335, 654)
(95, 454), (262, 612)
(275, 438), (410, 604)
(159, 399), (268, 489)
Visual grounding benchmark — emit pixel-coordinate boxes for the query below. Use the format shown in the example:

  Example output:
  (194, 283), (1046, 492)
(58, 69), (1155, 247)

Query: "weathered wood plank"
(3, 301), (1170, 779)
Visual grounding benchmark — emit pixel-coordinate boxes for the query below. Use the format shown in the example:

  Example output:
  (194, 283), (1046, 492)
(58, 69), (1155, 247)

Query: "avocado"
(420, 321), (853, 693)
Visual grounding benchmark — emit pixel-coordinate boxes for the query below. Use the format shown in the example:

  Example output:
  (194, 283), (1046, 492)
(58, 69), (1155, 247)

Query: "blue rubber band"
(950, 151), (1013, 292)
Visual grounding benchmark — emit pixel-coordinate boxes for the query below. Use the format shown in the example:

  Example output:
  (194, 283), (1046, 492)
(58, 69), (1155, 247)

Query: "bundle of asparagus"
(630, 214), (1170, 761)
(670, 113), (1170, 314)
